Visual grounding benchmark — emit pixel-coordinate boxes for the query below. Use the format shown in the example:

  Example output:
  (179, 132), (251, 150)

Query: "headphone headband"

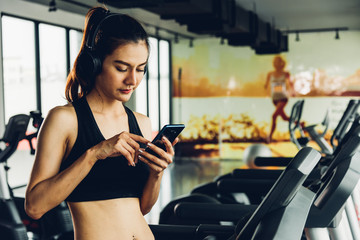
(77, 9), (146, 80)
(85, 11), (121, 51)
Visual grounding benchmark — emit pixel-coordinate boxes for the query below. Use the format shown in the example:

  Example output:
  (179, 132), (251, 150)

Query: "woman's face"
(95, 41), (148, 102)
(273, 56), (285, 70)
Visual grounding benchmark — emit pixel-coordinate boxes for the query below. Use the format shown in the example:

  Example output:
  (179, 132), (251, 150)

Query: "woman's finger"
(138, 148), (168, 168)
(122, 142), (137, 166)
(138, 154), (165, 173)
(128, 133), (150, 145)
(145, 142), (166, 159)
(119, 132), (149, 165)
(110, 137), (136, 166)
(172, 137), (180, 146)
(126, 137), (142, 164)
(162, 137), (175, 156)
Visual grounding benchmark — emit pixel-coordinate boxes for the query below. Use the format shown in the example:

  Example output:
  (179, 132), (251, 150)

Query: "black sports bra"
(59, 97), (149, 202)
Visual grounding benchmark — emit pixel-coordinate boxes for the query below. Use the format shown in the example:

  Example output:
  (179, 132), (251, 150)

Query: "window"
(148, 37), (160, 132)
(69, 29), (82, 69)
(134, 70), (148, 116)
(159, 40), (170, 127)
(2, 15), (84, 120)
(1, 16), (36, 122)
(39, 23), (67, 115)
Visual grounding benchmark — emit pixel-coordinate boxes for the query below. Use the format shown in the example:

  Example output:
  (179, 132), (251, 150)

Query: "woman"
(264, 55), (294, 143)
(25, 7), (177, 240)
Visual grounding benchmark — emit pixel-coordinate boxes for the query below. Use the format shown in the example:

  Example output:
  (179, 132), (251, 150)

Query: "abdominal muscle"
(68, 198), (154, 240)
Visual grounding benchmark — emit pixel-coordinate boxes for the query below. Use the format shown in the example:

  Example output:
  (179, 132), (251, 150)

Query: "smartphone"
(145, 124), (185, 157)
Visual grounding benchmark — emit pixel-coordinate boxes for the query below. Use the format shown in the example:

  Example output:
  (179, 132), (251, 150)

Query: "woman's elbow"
(24, 198), (45, 220)
(141, 205), (152, 216)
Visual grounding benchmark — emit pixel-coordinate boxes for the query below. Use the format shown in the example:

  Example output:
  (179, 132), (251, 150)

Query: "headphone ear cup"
(91, 52), (102, 76)
(77, 49), (102, 79)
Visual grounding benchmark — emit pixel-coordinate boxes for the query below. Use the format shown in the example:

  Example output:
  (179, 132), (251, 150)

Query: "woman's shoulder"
(267, 71), (276, 78)
(132, 111), (148, 119)
(133, 111), (150, 127)
(48, 103), (75, 117)
(36, 103), (77, 147)
(132, 111), (151, 139)
(43, 103), (77, 129)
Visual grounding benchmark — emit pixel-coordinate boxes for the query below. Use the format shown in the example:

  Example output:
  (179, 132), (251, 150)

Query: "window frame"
(1, 13), (82, 121)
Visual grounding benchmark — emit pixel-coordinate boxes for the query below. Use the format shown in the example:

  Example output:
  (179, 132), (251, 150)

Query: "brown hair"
(65, 7), (149, 102)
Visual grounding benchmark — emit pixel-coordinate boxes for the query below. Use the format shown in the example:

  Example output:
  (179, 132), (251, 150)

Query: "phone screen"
(145, 124), (185, 157)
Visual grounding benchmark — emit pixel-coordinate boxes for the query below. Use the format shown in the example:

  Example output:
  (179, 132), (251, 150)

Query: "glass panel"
(159, 40), (170, 126)
(148, 37), (159, 132)
(1, 16), (36, 122)
(69, 29), (83, 68)
(1, 16), (37, 190)
(135, 74), (148, 116)
(39, 23), (67, 116)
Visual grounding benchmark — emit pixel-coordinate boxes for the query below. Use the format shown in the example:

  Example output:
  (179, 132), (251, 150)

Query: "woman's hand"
(94, 132), (150, 166)
(137, 136), (179, 175)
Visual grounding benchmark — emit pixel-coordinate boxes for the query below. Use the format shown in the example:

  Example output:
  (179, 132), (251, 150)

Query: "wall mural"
(172, 31), (360, 165)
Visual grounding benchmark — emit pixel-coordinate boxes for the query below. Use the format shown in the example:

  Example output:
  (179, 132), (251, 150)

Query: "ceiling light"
(49, 0), (57, 12)
(295, 31), (300, 42)
(335, 29), (340, 40)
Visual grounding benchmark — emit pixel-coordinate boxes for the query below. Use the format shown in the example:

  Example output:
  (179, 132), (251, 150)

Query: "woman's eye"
(116, 67), (127, 72)
(136, 68), (146, 72)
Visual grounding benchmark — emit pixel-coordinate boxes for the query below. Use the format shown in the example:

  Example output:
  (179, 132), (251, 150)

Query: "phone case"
(146, 124), (185, 156)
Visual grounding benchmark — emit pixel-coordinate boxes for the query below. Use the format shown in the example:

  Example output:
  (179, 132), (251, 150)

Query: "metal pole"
(345, 197), (360, 239)
(0, 163), (11, 199)
(304, 228), (330, 240)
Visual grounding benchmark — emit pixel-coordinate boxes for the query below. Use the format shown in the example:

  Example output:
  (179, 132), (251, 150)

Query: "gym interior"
(1, 0), (360, 239)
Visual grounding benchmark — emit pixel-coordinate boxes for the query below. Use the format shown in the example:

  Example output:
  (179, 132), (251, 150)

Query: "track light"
(286, 27), (347, 42)
(49, 0), (57, 12)
(335, 29), (340, 40)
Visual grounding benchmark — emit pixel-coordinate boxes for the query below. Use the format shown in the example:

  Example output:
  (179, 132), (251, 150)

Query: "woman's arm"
(285, 72), (295, 96)
(134, 114), (177, 215)
(139, 136), (178, 215)
(264, 72), (272, 90)
(134, 116), (159, 215)
(25, 106), (98, 219)
(140, 167), (164, 215)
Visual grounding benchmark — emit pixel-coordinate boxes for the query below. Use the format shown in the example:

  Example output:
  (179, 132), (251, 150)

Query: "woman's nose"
(125, 69), (137, 85)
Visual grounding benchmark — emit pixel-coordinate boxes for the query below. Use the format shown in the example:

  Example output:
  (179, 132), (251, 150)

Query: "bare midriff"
(68, 198), (154, 240)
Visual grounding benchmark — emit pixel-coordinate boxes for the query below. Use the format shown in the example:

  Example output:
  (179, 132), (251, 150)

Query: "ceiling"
(235, 0), (360, 31)
(24, 0), (360, 40)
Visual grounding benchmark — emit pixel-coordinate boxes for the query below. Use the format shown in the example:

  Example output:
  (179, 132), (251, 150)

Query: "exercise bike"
(0, 111), (73, 240)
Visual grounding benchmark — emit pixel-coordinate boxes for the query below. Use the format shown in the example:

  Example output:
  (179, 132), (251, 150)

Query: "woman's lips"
(120, 89), (132, 94)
